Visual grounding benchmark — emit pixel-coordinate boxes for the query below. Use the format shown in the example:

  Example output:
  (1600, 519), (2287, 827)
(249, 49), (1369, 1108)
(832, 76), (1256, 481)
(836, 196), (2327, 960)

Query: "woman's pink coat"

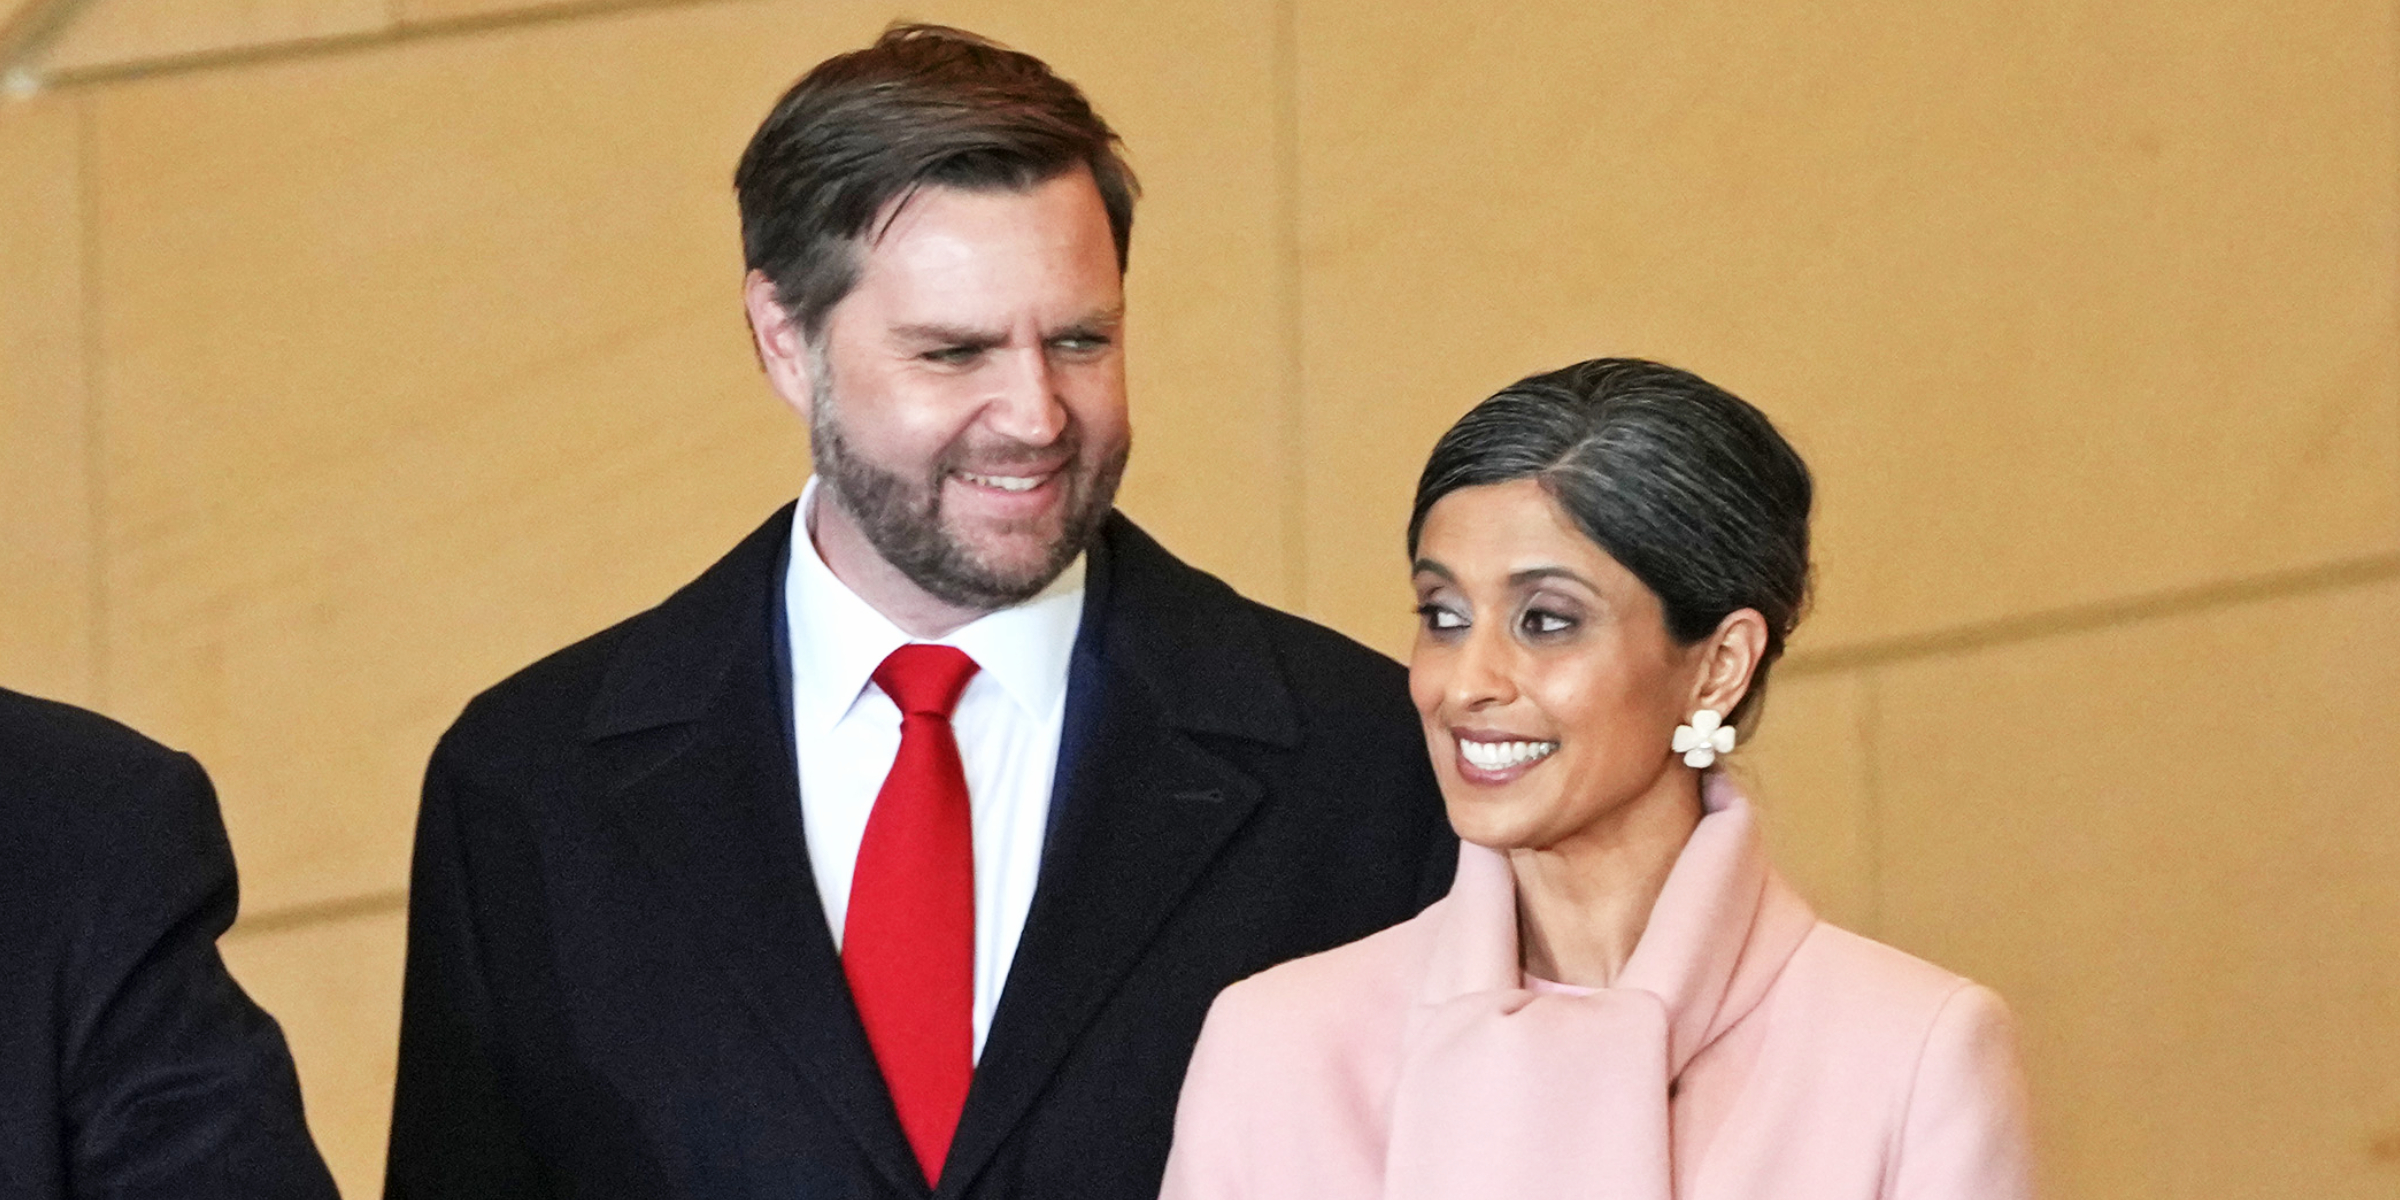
(1159, 776), (2035, 1200)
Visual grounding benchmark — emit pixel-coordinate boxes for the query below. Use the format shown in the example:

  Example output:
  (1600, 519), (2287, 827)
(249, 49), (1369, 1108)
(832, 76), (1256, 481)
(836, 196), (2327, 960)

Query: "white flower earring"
(1672, 708), (1736, 768)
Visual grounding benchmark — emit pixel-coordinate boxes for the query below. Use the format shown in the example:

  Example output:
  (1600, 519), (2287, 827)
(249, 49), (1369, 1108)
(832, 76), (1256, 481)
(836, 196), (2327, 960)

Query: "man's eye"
(1415, 604), (1467, 631)
(922, 346), (980, 365)
(1050, 334), (1111, 355)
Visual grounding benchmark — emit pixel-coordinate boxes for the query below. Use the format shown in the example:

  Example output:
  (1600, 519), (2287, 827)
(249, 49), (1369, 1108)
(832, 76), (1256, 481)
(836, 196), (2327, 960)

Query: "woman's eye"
(1520, 608), (1575, 636)
(1415, 604), (1467, 631)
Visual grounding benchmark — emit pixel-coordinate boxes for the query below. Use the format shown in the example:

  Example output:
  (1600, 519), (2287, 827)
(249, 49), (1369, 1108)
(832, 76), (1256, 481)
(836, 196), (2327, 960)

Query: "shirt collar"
(784, 476), (1085, 732)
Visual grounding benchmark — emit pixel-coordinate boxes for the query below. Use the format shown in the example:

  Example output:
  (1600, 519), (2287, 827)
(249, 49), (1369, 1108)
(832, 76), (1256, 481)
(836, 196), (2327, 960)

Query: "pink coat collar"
(1411, 773), (1818, 1078)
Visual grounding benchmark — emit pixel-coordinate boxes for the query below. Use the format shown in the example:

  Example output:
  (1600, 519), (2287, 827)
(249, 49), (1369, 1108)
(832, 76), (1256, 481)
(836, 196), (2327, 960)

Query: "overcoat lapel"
(939, 517), (1298, 1196)
(578, 509), (1298, 1198)
(585, 506), (927, 1197)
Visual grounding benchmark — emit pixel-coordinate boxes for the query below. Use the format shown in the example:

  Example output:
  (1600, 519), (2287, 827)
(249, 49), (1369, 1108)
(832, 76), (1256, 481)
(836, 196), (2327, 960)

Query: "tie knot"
(873, 644), (980, 720)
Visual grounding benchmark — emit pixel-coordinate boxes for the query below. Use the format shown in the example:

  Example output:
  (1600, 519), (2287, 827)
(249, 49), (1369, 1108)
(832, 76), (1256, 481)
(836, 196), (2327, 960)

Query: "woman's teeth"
(956, 470), (1045, 492)
(1459, 738), (1558, 772)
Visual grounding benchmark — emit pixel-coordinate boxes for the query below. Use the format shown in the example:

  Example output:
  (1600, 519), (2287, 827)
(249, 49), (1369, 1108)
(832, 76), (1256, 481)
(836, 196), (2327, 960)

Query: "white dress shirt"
(783, 477), (1083, 1060)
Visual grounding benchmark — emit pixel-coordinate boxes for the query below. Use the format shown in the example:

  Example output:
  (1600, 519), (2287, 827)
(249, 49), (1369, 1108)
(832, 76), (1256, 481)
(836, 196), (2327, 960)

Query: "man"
(0, 686), (339, 1199)
(386, 24), (1452, 1200)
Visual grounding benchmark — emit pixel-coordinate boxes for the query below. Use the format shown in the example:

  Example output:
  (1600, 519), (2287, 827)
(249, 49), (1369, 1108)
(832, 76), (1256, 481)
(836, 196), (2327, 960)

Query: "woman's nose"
(1449, 623), (1517, 710)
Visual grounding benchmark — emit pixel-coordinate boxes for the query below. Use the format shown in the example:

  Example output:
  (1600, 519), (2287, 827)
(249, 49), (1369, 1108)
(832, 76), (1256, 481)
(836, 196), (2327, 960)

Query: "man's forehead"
(865, 168), (1109, 254)
(840, 182), (1122, 323)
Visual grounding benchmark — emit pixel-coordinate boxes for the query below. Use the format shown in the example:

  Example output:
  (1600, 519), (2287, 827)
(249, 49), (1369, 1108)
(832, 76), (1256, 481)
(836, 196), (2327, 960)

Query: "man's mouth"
(953, 468), (1057, 493)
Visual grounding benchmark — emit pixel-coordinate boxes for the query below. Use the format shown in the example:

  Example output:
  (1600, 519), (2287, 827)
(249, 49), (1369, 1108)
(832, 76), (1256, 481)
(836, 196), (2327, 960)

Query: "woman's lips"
(1449, 729), (1559, 785)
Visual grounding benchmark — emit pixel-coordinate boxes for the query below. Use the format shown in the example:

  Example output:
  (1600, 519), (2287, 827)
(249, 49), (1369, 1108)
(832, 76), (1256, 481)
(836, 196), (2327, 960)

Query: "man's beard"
(808, 368), (1127, 612)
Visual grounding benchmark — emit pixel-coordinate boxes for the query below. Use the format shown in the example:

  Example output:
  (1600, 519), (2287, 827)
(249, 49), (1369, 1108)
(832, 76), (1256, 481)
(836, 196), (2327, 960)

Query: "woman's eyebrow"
(1409, 559), (1456, 583)
(1508, 565), (1596, 590)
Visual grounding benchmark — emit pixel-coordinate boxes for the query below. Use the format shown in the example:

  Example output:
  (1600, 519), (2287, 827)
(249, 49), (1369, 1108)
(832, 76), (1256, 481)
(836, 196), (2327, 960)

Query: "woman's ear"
(1690, 608), (1770, 717)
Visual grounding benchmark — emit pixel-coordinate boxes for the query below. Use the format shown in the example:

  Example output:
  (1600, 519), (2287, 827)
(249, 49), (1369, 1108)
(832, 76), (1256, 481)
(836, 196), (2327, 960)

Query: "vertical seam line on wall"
(74, 92), (104, 708)
(1272, 0), (1306, 610)
(1857, 671), (1884, 937)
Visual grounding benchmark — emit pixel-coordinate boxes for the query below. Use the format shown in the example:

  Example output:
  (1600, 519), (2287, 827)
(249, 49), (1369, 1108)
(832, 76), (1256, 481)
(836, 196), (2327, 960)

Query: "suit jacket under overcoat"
(383, 506), (1455, 1200)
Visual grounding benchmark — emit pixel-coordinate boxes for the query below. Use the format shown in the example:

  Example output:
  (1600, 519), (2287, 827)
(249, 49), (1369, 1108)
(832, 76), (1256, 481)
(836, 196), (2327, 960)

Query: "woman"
(1159, 359), (2033, 1199)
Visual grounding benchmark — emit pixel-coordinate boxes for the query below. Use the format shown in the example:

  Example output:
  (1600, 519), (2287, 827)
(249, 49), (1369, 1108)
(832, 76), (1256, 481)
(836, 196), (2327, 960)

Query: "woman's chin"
(1442, 799), (1549, 853)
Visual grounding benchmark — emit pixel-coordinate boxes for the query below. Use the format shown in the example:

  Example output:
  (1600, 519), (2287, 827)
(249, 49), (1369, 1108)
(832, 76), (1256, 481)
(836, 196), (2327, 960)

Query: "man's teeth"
(957, 470), (1045, 493)
(1459, 738), (1558, 772)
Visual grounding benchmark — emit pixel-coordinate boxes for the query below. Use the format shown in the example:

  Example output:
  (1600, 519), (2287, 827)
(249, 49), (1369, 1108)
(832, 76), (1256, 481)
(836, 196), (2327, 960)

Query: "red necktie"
(845, 644), (980, 1186)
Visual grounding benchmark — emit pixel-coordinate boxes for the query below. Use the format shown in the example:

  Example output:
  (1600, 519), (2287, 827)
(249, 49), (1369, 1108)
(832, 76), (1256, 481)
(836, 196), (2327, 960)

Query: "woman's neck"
(1510, 769), (1705, 989)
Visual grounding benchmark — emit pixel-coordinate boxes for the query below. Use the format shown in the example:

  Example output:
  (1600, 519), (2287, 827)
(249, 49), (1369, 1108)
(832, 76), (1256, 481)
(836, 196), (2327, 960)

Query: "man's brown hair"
(735, 23), (1140, 340)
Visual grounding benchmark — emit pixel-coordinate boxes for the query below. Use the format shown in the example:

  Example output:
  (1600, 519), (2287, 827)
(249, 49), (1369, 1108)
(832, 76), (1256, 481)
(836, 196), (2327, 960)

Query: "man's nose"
(983, 347), (1068, 446)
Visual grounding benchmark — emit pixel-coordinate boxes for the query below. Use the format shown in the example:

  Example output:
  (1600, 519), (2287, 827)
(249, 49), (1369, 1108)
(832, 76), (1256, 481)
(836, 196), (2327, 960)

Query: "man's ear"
(743, 270), (817, 420)
(1689, 608), (1769, 719)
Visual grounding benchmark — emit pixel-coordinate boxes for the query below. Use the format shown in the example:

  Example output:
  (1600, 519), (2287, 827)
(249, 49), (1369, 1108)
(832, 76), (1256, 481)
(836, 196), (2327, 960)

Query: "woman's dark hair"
(735, 22), (1140, 342)
(1409, 358), (1813, 729)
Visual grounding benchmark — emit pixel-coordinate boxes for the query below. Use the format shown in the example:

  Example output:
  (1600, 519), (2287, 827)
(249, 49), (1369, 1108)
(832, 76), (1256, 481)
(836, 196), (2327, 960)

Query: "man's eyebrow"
(890, 305), (1126, 347)
(1056, 304), (1127, 333)
(891, 323), (1003, 347)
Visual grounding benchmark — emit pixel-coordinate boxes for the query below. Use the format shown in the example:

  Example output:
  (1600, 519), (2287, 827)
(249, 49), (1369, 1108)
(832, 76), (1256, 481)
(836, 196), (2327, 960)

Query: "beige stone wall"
(2, 1), (2393, 1195)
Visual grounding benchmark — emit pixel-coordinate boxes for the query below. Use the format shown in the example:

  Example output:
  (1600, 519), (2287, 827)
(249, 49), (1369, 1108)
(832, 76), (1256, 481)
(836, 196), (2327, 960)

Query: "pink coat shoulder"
(1674, 922), (2035, 1200)
(1190, 901), (1437, 1099)
(1770, 921), (1995, 1056)
(1160, 904), (1446, 1200)
(1214, 905), (1434, 1027)
(1759, 921), (2027, 1109)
